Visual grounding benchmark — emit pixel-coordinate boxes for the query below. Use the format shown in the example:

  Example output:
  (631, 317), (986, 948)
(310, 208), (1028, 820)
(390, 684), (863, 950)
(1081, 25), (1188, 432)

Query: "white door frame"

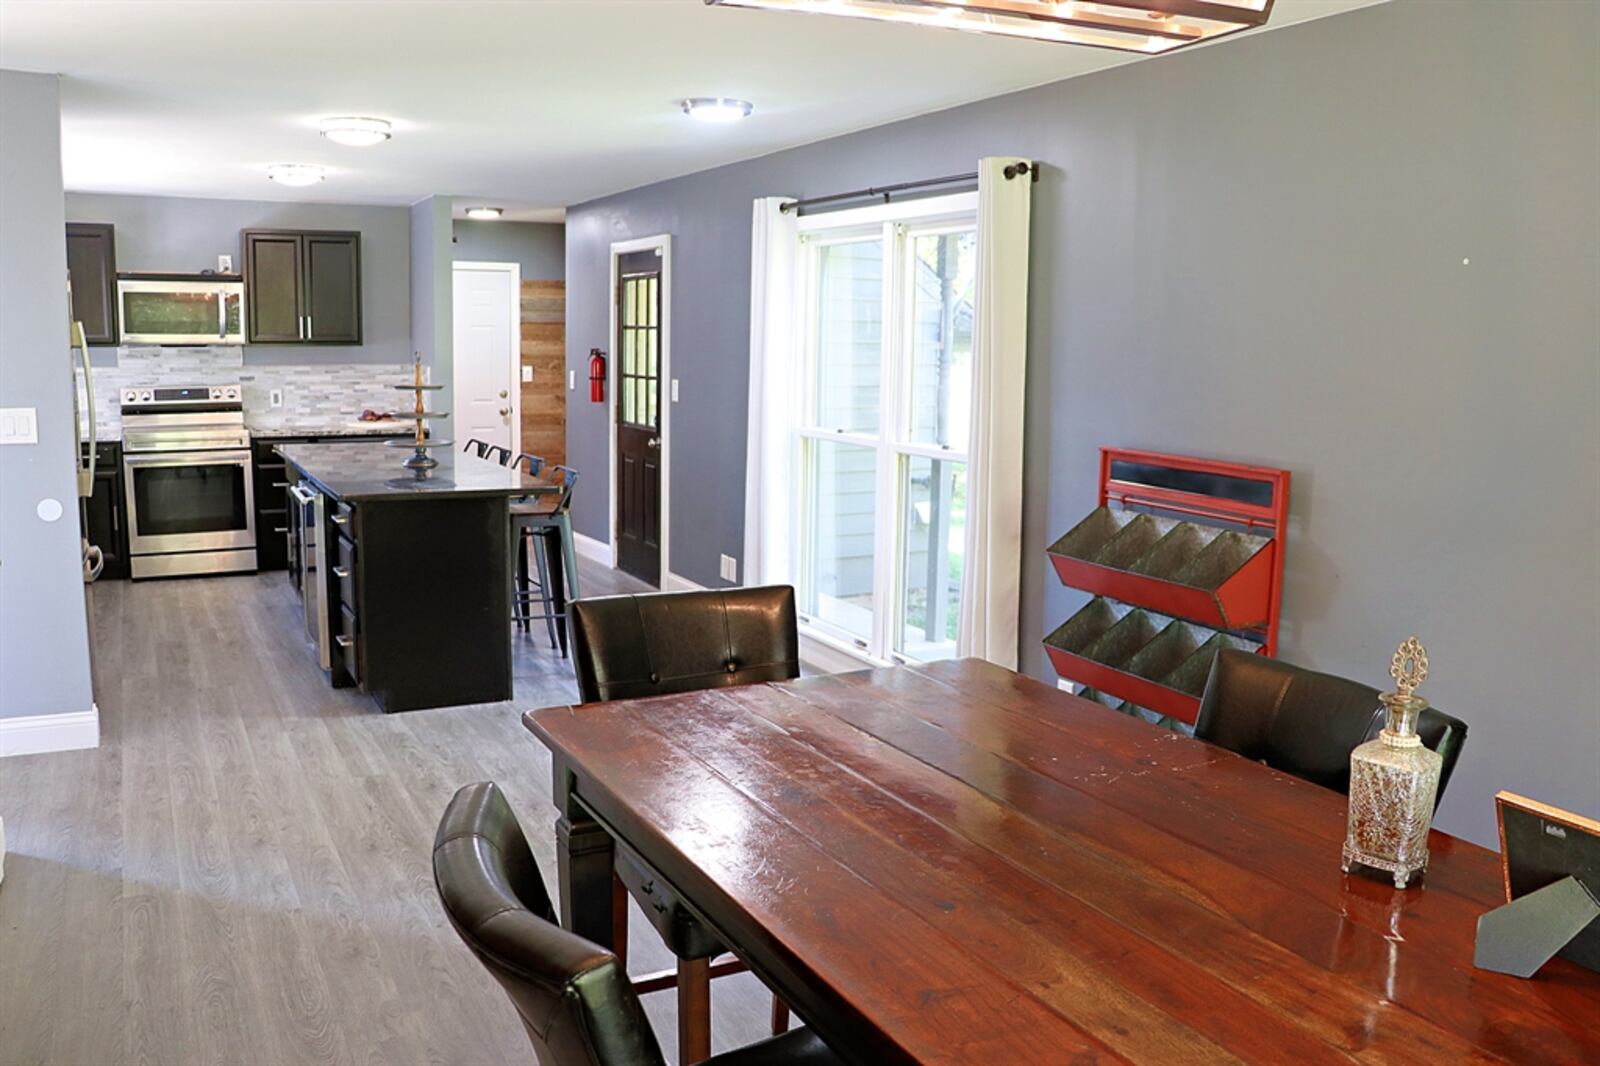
(607, 234), (672, 583)
(451, 260), (522, 453)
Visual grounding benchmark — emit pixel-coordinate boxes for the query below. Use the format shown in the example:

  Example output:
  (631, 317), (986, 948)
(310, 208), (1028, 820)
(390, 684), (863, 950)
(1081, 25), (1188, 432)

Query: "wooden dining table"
(523, 658), (1600, 1064)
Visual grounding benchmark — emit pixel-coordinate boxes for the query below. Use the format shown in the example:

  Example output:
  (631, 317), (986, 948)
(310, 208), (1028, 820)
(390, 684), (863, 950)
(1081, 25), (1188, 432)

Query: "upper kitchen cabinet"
(242, 229), (362, 345)
(66, 222), (119, 345)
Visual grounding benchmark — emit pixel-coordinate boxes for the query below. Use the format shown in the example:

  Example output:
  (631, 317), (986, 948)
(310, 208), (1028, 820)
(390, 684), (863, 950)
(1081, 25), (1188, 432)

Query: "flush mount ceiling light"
(319, 116), (393, 147)
(266, 163), (326, 187)
(464, 206), (504, 220)
(705, 0), (1272, 54)
(681, 97), (755, 122)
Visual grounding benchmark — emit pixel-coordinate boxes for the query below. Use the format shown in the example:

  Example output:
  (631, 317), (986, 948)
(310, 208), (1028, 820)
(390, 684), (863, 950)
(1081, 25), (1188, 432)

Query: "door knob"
(646, 437), (660, 449)
(499, 390), (509, 399)
(499, 408), (510, 417)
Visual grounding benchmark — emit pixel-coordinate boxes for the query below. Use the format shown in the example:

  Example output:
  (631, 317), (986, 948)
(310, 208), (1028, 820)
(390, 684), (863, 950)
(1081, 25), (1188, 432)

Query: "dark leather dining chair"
(570, 586), (801, 1062)
(433, 782), (840, 1066)
(1194, 649), (1467, 805)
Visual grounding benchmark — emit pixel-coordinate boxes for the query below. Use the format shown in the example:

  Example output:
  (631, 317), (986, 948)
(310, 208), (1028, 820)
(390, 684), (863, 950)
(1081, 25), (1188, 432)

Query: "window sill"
(798, 622), (886, 675)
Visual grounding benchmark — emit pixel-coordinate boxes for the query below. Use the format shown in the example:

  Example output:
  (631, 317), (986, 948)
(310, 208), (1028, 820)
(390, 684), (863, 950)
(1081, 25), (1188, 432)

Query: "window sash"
(792, 193), (977, 662)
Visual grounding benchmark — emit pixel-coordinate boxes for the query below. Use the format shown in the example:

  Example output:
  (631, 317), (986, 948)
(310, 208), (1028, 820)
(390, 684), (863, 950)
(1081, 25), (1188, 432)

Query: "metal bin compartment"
(1129, 522), (1223, 580)
(1046, 507), (1140, 563)
(1172, 528), (1272, 591)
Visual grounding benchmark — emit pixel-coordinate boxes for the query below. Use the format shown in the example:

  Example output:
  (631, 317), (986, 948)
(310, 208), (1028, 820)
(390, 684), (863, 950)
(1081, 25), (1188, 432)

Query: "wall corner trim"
(0, 706), (100, 758)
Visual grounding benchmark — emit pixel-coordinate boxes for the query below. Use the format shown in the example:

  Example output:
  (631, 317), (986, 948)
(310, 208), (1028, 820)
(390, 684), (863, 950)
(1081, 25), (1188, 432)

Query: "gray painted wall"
(0, 70), (95, 722)
(564, 0), (1600, 847)
(63, 192), (412, 367)
(452, 219), (564, 280)
(410, 196), (454, 406)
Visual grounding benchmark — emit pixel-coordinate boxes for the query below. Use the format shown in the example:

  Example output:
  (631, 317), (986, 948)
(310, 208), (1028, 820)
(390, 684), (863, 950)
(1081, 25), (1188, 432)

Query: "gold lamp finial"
(1389, 636), (1429, 698)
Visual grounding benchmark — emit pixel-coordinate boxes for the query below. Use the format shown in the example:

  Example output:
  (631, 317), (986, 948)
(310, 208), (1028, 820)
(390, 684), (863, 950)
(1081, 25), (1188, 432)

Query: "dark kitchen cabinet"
(242, 229), (362, 345)
(66, 222), (119, 346)
(82, 440), (129, 579)
(253, 434), (408, 571)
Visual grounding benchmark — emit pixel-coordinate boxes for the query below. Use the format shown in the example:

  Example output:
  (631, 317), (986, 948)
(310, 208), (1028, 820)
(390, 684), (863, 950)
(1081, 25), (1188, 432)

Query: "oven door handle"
(123, 449), (252, 469)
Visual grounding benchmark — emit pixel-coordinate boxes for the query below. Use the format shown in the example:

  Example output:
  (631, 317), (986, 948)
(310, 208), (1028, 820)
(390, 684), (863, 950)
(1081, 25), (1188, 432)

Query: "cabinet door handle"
(112, 508), (119, 533)
(272, 526), (288, 534)
(330, 513), (350, 526)
(271, 481), (289, 488)
(306, 313), (312, 337)
(334, 634), (352, 648)
(332, 566), (349, 578)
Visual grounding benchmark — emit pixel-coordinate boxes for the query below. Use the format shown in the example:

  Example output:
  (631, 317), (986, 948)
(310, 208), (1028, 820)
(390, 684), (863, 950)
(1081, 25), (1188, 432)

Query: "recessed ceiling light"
(681, 97), (754, 123)
(266, 163), (326, 187)
(319, 116), (392, 147)
(464, 206), (504, 221)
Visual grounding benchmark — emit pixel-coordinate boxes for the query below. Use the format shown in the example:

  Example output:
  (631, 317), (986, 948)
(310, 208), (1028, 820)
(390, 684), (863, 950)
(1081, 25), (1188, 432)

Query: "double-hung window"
(793, 193), (977, 664)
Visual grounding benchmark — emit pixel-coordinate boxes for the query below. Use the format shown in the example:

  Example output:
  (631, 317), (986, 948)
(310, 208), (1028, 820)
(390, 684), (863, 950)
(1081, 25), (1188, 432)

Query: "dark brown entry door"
(616, 250), (662, 586)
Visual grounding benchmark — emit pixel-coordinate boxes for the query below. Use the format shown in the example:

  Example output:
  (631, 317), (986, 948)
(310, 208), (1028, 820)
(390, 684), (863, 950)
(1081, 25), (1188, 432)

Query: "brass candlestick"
(1342, 637), (1444, 889)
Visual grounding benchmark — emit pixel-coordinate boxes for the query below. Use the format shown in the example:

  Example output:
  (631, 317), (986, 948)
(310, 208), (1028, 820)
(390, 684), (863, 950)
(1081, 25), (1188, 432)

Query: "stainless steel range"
(120, 384), (256, 579)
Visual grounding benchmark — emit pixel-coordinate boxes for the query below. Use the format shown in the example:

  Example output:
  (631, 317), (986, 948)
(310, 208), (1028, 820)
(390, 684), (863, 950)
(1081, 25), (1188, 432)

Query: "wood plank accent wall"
(520, 280), (565, 469)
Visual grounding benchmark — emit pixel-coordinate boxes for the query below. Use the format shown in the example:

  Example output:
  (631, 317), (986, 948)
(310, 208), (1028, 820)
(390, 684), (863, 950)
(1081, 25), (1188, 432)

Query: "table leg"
(555, 811), (616, 949)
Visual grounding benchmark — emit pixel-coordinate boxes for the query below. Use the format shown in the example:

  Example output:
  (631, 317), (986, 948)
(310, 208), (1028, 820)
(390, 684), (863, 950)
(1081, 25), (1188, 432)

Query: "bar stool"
(511, 465), (580, 656)
(464, 438), (512, 465)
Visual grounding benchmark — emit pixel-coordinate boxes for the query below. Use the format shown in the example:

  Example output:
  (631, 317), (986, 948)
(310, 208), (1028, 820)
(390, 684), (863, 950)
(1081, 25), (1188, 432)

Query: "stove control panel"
(119, 384), (242, 407)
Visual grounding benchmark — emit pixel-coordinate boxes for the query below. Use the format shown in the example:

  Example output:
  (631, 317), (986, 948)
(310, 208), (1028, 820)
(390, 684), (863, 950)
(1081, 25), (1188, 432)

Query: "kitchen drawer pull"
(272, 526), (288, 534)
(330, 513), (350, 526)
(271, 481), (289, 488)
(334, 635), (352, 648)
(332, 566), (350, 578)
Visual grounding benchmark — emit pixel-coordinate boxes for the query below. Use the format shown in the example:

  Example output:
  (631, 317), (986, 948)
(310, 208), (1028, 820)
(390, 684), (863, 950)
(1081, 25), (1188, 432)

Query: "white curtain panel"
(742, 196), (800, 586)
(956, 158), (1033, 668)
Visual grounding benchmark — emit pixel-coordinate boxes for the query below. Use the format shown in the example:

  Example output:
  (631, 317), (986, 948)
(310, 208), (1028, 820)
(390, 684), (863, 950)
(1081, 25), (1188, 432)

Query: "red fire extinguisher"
(588, 348), (607, 404)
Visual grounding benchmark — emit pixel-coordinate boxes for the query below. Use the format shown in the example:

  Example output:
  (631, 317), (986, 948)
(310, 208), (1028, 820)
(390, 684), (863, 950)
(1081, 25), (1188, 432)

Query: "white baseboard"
(662, 571), (705, 592)
(0, 706), (100, 757)
(572, 532), (613, 566)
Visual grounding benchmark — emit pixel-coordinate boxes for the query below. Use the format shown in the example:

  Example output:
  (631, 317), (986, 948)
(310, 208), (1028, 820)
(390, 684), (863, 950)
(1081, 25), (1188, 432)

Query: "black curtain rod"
(779, 161), (1037, 215)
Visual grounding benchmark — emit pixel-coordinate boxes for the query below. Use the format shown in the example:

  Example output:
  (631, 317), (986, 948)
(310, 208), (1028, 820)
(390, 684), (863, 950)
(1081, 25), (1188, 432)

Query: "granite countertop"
(277, 441), (555, 502)
(250, 422), (414, 439)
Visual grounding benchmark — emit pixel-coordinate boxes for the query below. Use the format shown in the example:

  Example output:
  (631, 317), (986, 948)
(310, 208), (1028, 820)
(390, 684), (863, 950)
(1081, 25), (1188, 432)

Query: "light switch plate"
(521, 365), (534, 383)
(719, 554), (738, 583)
(0, 407), (39, 445)
(671, 378), (679, 403)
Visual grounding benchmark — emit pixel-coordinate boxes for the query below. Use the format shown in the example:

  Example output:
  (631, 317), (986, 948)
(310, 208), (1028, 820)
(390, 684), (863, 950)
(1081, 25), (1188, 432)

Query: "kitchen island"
(277, 441), (556, 712)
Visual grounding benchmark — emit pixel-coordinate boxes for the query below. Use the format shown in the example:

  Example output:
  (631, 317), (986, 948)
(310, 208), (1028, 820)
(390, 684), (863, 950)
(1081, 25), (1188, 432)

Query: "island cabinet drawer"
(334, 535), (357, 608)
(337, 603), (360, 684)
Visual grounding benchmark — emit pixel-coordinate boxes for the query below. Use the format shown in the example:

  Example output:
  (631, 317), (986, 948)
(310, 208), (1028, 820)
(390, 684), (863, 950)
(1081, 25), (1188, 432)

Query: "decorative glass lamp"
(1342, 637), (1442, 889)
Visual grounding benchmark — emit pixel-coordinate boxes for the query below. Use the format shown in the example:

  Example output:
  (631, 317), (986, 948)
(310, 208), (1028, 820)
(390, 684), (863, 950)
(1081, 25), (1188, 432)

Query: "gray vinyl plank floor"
(0, 563), (780, 1065)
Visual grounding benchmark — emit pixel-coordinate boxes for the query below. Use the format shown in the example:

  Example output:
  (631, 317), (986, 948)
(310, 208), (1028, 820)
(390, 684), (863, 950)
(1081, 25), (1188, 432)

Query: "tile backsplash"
(85, 346), (422, 437)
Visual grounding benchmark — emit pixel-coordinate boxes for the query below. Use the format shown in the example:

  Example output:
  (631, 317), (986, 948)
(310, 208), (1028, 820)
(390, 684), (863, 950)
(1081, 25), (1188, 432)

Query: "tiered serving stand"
(387, 358), (452, 471)
(1043, 448), (1291, 729)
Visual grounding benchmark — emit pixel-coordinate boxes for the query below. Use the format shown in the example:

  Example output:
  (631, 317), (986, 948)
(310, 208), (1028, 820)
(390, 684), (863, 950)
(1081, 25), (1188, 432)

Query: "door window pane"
(801, 437), (877, 641)
(906, 231), (976, 450)
(896, 455), (966, 661)
(812, 239), (883, 434)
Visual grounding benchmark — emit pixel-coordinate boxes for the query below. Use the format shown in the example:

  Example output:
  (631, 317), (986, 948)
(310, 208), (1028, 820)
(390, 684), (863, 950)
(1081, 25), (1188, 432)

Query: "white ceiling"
(0, 0), (1380, 220)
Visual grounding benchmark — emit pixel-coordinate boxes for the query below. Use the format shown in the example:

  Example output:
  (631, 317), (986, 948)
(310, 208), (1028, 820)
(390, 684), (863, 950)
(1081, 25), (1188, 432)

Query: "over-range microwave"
(117, 273), (245, 345)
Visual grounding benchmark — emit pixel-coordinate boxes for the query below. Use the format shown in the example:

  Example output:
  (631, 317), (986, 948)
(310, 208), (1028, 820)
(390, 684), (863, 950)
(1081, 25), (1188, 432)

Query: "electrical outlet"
(568, 369), (576, 391)
(671, 378), (679, 403)
(719, 554), (738, 583)
(1057, 679), (1075, 693)
(268, 389), (284, 409)
(521, 365), (533, 383)
(217, 254), (234, 274)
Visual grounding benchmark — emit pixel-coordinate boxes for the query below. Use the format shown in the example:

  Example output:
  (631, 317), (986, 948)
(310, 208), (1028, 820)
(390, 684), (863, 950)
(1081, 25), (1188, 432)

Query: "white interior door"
(452, 264), (519, 455)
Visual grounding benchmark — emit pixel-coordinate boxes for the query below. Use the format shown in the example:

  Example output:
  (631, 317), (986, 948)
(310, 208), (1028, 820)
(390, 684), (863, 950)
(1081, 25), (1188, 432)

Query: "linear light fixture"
(704, 0), (1273, 54)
